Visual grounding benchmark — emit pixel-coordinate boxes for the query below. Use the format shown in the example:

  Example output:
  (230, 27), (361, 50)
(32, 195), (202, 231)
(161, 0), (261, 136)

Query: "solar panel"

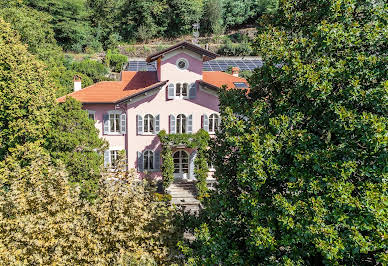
(234, 82), (249, 88)
(126, 61), (157, 71)
(127, 59), (263, 71)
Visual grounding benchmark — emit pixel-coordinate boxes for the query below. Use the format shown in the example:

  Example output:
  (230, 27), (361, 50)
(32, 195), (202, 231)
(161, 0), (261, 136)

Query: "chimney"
(232, 67), (240, 77)
(73, 75), (82, 92)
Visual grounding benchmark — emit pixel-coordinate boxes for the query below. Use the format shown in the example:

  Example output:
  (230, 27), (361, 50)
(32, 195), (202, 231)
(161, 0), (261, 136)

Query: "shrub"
(217, 40), (253, 56)
(70, 58), (108, 82)
(105, 49), (128, 72)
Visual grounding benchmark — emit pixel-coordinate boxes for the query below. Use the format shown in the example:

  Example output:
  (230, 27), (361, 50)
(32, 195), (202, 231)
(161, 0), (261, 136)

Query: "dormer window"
(176, 83), (188, 98)
(176, 58), (189, 70)
(167, 82), (196, 100)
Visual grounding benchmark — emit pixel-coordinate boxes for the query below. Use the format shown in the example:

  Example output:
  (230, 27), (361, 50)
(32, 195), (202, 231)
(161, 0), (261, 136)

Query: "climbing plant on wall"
(158, 129), (210, 200)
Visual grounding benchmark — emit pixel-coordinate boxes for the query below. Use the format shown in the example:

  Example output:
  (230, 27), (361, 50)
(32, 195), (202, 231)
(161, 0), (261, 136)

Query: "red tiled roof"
(202, 71), (249, 90)
(57, 71), (248, 104)
(57, 72), (166, 103)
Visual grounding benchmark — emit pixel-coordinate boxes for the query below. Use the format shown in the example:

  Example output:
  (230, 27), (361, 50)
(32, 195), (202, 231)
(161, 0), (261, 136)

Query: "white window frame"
(110, 150), (119, 167)
(143, 114), (155, 134)
(176, 58), (189, 70)
(87, 110), (96, 120)
(209, 113), (220, 134)
(143, 150), (154, 171)
(174, 82), (189, 99)
(176, 114), (187, 134)
(107, 110), (123, 134)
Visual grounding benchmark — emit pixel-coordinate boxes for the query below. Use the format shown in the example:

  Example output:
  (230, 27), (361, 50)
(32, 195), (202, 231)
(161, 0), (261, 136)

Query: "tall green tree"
(167, 0), (204, 37)
(24, 0), (94, 52)
(45, 97), (107, 199)
(189, 0), (387, 264)
(0, 18), (55, 160)
(202, 0), (224, 35)
(120, 0), (169, 41)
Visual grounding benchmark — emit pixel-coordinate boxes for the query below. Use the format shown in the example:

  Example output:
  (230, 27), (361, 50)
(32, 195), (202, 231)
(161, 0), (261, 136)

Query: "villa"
(58, 41), (249, 181)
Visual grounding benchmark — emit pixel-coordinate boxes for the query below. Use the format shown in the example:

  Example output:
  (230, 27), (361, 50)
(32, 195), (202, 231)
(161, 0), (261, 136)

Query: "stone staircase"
(166, 180), (200, 213)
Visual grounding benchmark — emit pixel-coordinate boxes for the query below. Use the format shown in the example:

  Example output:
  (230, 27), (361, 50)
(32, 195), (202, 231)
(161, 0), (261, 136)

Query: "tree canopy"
(188, 0), (387, 264)
(0, 18), (55, 160)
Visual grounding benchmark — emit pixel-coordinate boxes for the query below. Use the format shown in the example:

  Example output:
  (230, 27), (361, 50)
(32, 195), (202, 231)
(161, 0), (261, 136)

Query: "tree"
(0, 144), (182, 264)
(45, 97), (107, 199)
(202, 0), (224, 36)
(0, 143), (98, 264)
(24, 0), (94, 52)
(167, 0), (204, 37)
(189, 0), (387, 264)
(0, 18), (55, 160)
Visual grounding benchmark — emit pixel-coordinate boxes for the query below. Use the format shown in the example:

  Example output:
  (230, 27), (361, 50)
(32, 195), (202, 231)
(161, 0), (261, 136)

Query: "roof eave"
(115, 80), (168, 104)
(198, 80), (221, 91)
(146, 41), (218, 63)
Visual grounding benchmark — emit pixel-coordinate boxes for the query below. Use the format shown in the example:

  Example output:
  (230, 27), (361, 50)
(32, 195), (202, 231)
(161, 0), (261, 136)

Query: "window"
(182, 83), (188, 97)
(209, 114), (220, 133)
(175, 83), (188, 98)
(87, 110), (95, 120)
(110, 150), (119, 167)
(137, 114), (159, 135)
(109, 113), (120, 133)
(143, 150), (154, 171)
(144, 114), (154, 133)
(167, 82), (195, 100)
(104, 111), (126, 135)
(177, 114), (186, 134)
(176, 58), (189, 70)
(176, 83), (181, 96)
(173, 150), (189, 174)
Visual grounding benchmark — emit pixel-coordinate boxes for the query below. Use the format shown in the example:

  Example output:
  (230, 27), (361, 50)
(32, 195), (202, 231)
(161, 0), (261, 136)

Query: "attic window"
(234, 82), (248, 88)
(176, 58), (189, 70)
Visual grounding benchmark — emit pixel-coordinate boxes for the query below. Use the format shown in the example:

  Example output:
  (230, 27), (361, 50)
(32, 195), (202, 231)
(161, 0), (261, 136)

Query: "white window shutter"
(187, 114), (193, 134)
(120, 113), (126, 134)
(189, 83), (196, 99)
(155, 114), (160, 134)
(137, 115), (143, 135)
(167, 83), (175, 99)
(170, 115), (176, 134)
(137, 151), (144, 172)
(154, 150), (161, 171)
(103, 114), (109, 134)
(203, 114), (209, 132)
(189, 150), (197, 180)
(104, 150), (110, 167)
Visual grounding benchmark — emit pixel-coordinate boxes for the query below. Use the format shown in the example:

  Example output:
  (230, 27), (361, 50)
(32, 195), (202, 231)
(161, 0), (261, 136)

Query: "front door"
(173, 150), (189, 179)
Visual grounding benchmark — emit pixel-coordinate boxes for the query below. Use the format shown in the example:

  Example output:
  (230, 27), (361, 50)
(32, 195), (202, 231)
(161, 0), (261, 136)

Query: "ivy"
(158, 129), (210, 200)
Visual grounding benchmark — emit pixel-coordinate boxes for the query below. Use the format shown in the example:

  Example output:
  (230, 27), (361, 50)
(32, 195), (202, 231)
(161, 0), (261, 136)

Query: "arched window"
(144, 114), (154, 133)
(182, 83), (188, 97)
(173, 150), (189, 174)
(209, 113), (220, 133)
(143, 150), (154, 170)
(176, 83), (181, 97)
(176, 114), (186, 133)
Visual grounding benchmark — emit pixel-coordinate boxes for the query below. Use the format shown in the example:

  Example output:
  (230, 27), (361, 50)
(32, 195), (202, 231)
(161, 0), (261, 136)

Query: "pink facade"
(61, 42), (249, 181)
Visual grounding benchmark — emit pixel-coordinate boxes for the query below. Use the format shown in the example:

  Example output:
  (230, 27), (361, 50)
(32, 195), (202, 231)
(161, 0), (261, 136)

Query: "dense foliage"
(0, 18), (55, 160)
(45, 98), (107, 200)
(0, 19), (107, 199)
(0, 144), (182, 264)
(2, 0), (278, 52)
(188, 0), (388, 264)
